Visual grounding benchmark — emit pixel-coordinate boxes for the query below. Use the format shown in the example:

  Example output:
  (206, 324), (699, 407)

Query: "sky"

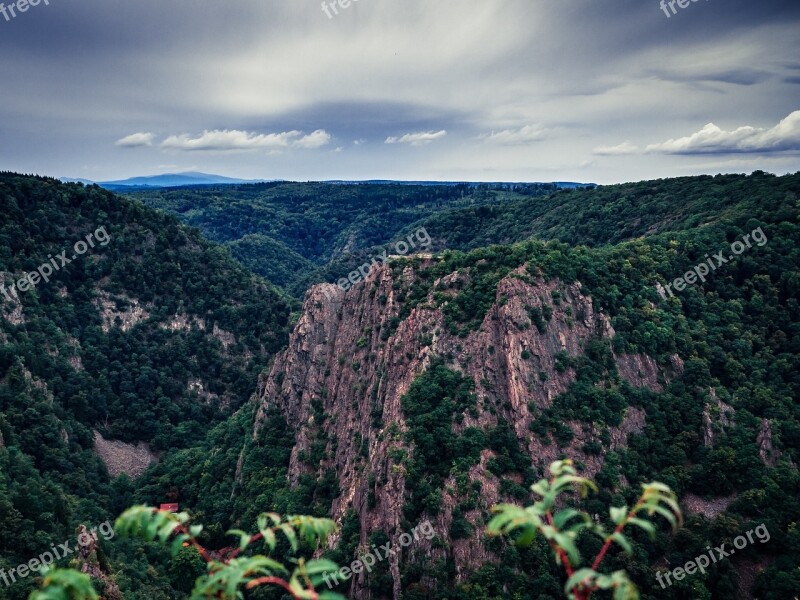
(0, 0), (798, 184)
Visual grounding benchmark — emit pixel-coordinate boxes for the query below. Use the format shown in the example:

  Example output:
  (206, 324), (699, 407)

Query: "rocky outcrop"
(75, 524), (122, 600)
(93, 291), (150, 332)
(703, 388), (736, 447)
(0, 272), (26, 325)
(757, 419), (780, 467)
(251, 260), (668, 598)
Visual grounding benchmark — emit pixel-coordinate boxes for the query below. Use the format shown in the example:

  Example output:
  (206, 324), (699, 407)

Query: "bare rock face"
(251, 261), (667, 598)
(75, 525), (122, 600)
(93, 291), (150, 333)
(757, 419), (780, 467)
(702, 388), (736, 447)
(93, 431), (156, 479)
(0, 272), (25, 325)
(615, 353), (663, 391)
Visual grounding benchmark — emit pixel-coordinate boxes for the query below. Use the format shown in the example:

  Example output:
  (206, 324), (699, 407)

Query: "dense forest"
(125, 183), (555, 297)
(1, 172), (799, 599)
(0, 173), (293, 599)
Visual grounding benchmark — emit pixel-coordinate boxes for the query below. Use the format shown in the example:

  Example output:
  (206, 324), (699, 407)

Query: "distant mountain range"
(60, 172), (596, 190)
(61, 171), (269, 190)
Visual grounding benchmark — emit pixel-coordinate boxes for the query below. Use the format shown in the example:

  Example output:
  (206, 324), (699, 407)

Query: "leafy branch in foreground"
(487, 459), (682, 600)
(32, 507), (345, 600)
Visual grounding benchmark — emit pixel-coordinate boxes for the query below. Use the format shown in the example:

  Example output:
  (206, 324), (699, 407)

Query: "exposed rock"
(0, 272), (26, 325)
(251, 262), (666, 598)
(212, 324), (237, 351)
(757, 419), (780, 467)
(188, 378), (220, 405)
(703, 388), (736, 447)
(682, 492), (736, 519)
(668, 353), (685, 377)
(93, 431), (156, 479)
(615, 352), (663, 391)
(161, 312), (206, 332)
(75, 524), (123, 600)
(93, 291), (150, 332)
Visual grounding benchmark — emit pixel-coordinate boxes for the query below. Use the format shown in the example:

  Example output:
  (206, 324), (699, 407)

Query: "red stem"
(225, 532), (264, 560)
(545, 512), (575, 578)
(172, 523), (215, 563)
(590, 500), (643, 571)
(245, 576), (315, 599)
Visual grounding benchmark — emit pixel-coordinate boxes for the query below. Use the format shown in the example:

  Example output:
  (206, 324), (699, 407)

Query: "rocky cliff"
(251, 258), (668, 598)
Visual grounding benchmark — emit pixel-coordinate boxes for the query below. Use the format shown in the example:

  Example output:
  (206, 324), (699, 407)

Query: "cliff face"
(252, 259), (666, 598)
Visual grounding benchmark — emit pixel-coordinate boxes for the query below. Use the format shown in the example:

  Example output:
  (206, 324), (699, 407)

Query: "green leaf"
(611, 531), (633, 554)
(170, 533), (190, 556)
(645, 504), (678, 531)
(553, 508), (588, 530)
(280, 523), (298, 552)
(564, 567), (596, 596)
(628, 517), (656, 538)
(262, 528), (277, 552)
(227, 529), (252, 551)
(610, 505), (628, 526)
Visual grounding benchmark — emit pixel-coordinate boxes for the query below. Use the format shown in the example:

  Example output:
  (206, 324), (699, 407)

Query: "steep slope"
(252, 261), (667, 598)
(0, 173), (293, 599)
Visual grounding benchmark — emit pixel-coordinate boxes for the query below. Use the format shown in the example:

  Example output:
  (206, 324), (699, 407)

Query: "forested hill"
(0, 173), (293, 599)
(129, 173), (798, 297)
(126, 182), (554, 293)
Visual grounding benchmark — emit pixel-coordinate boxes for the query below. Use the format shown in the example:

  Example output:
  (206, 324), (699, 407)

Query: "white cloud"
(160, 129), (331, 151)
(293, 129), (332, 149)
(479, 125), (550, 145)
(594, 141), (639, 155)
(385, 130), (447, 146)
(645, 110), (800, 154)
(115, 132), (155, 148)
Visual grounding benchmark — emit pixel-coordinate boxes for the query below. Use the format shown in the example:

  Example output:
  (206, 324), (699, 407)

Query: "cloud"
(479, 125), (550, 145)
(594, 141), (639, 155)
(115, 132), (155, 148)
(293, 129), (332, 149)
(385, 130), (447, 146)
(645, 110), (800, 155)
(160, 129), (331, 151)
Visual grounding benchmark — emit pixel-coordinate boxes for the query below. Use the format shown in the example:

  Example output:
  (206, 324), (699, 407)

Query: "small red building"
(160, 503), (179, 513)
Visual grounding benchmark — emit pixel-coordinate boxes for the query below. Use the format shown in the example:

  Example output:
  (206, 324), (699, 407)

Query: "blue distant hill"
(97, 172), (267, 190)
(322, 180), (596, 188)
(60, 172), (596, 190)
